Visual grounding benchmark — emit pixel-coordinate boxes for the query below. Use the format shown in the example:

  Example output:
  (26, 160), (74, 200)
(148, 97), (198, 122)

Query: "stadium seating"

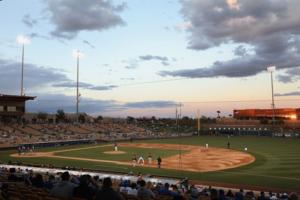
(0, 166), (298, 200)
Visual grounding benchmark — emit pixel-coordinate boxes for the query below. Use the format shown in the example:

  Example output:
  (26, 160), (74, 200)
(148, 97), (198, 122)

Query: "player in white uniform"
(132, 155), (137, 167)
(138, 155), (145, 166)
(114, 142), (118, 151)
(147, 154), (152, 165)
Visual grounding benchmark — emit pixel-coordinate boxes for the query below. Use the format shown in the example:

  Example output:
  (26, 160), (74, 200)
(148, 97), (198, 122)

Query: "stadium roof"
(0, 94), (36, 101)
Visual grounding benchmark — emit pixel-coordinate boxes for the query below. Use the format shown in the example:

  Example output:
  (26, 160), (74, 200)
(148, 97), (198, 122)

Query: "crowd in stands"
(0, 166), (299, 200)
(0, 120), (191, 148)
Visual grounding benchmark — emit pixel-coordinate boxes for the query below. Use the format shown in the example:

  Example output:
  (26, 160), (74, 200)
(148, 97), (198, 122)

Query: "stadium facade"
(0, 94), (35, 118)
(233, 108), (300, 120)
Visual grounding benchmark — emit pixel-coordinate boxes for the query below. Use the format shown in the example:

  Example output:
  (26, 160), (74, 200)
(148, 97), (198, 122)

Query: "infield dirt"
(11, 143), (255, 172)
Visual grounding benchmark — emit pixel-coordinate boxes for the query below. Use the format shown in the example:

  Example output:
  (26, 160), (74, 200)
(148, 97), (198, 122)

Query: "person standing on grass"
(132, 154), (137, 167)
(114, 141), (118, 151)
(138, 155), (145, 166)
(157, 156), (162, 168)
(18, 146), (21, 155)
(148, 153), (152, 165)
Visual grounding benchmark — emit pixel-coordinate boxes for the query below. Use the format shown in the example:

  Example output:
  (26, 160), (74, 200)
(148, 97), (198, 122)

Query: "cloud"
(0, 58), (117, 94)
(121, 78), (135, 81)
(52, 81), (118, 91)
(124, 55), (175, 69)
(0, 58), (69, 94)
(45, 0), (126, 39)
(234, 45), (248, 57)
(89, 85), (118, 91)
(139, 55), (168, 62)
(275, 91), (300, 97)
(22, 14), (38, 28)
(26, 93), (178, 114)
(277, 67), (300, 83)
(28, 32), (51, 40)
(27, 93), (121, 113)
(52, 81), (93, 88)
(83, 40), (95, 49)
(124, 59), (138, 69)
(160, 0), (300, 79)
(175, 21), (192, 31)
(139, 55), (170, 66)
(124, 101), (179, 109)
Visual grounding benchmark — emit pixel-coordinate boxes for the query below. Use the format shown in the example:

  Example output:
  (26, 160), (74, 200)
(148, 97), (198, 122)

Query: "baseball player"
(132, 155), (137, 167)
(138, 155), (145, 166)
(147, 153), (152, 165)
(114, 142), (118, 151)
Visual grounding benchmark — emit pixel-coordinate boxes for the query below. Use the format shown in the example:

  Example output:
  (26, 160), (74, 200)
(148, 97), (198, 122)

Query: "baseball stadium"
(0, 96), (300, 199)
(1, 0), (300, 199)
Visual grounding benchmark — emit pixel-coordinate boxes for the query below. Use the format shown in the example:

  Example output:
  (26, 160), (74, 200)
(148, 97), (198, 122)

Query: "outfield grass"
(0, 136), (300, 191)
(55, 145), (185, 161)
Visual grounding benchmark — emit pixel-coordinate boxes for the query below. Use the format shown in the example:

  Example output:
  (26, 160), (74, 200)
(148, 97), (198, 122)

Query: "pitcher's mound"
(104, 151), (126, 155)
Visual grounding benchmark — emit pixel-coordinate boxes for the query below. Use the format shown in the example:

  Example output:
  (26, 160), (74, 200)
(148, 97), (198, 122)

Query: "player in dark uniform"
(157, 156), (162, 168)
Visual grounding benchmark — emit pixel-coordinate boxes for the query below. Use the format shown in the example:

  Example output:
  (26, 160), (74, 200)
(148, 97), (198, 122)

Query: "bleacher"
(0, 165), (298, 200)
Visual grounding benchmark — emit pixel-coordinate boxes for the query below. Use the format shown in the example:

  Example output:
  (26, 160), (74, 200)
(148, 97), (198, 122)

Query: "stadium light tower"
(17, 35), (31, 96)
(72, 49), (84, 122)
(267, 66), (276, 126)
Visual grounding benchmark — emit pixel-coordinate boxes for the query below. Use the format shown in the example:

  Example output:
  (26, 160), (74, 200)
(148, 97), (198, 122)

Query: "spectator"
(289, 193), (299, 200)
(127, 182), (138, 196)
(73, 175), (96, 200)
(158, 182), (173, 196)
(189, 185), (199, 200)
(211, 188), (219, 200)
(219, 189), (228, 200)
(226, 190), (234, 198)
(235, 189), (244, 200)
(50, 171), (77, 199)
(7, 168), (20, 182)
(245, 191), (255, 200)
(31, 173), (44, 188)
(171, 184), (184, 200)
(95, 177), (123, 200)
(137, 179), (155, 199)
(281, 193), (289, 200)
(44, 174), (56, 191)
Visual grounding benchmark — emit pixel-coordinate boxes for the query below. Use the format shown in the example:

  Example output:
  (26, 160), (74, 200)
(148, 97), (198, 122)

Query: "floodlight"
(17, 35), (31, 45)
(72, 49), (84, 59)
(267, 66), (276, 72)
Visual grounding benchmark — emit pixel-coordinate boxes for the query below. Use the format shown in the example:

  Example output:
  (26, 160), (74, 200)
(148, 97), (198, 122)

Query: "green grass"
(1, 136), (300, 191)
(55, 145), (184, 161)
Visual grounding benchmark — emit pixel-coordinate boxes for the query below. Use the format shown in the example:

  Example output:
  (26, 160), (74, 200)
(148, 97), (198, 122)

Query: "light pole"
(197, 109), (200, 136)
(267, 66), (276, 126)
(73, 49), (84, 123)
(17, 35), (30, 96)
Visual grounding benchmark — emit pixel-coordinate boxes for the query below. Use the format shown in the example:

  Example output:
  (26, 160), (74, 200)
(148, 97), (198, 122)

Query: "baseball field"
(1, 136), (300, 191)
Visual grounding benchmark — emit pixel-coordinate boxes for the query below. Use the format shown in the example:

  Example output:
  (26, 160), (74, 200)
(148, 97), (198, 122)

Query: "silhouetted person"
(32, 174), (44, 188)
(137, 179), (155, 199)
(50, 171), (76, 199)
(95, 177), (123, 200)
(157, 156), (162, 168)
(74, 175), (96, 200)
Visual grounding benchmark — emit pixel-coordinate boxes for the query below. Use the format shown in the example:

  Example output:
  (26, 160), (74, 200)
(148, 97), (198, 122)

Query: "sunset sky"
(1, 0), (300, 117)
